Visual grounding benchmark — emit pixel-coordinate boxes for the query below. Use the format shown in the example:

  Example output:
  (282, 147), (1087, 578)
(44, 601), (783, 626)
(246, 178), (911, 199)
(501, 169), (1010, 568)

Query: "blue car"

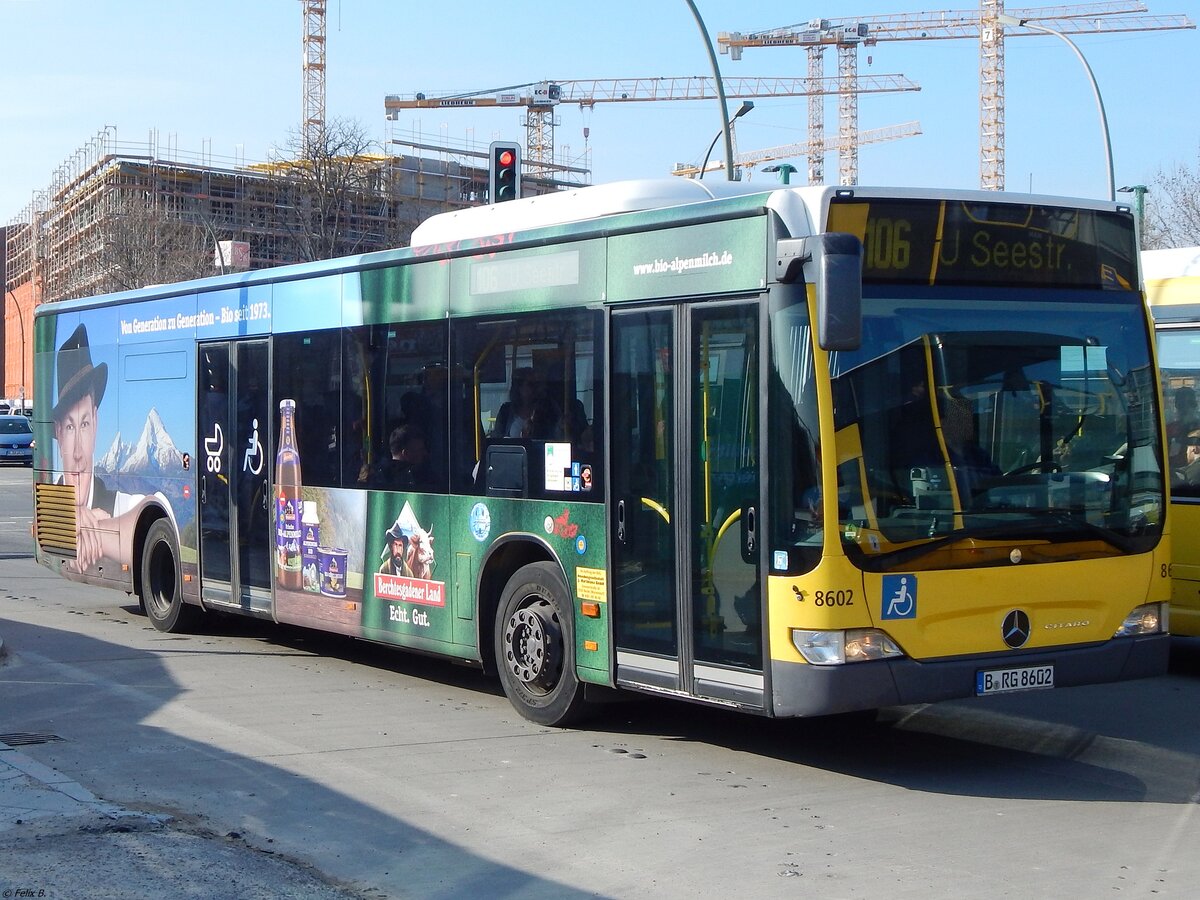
(0, 414), (34, 466)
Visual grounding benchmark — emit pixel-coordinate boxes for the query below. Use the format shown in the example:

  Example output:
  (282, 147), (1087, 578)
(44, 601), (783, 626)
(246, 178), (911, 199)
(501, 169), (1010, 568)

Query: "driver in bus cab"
(1167, 386), (1200, 469)
(52, 324), (164, 573)
(1172, 429), (1200, 489)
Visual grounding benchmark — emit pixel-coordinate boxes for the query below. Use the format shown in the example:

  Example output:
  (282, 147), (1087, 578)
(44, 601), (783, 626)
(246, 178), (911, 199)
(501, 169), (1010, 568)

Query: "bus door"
(197, 339), (272, 614)
(611, 303), (763, 707)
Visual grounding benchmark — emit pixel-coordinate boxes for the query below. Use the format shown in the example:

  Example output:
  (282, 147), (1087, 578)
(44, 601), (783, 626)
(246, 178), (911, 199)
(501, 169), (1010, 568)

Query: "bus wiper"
(878, 514), (1021, 568)
(1013, 508), (1138, 554)
(879, 510), (1134, 567)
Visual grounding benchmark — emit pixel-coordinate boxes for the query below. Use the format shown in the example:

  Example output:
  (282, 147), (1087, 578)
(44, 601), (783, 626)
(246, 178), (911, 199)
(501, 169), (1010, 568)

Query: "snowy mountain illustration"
(106, 408), (183, 474)
(97, 432), (128, 474)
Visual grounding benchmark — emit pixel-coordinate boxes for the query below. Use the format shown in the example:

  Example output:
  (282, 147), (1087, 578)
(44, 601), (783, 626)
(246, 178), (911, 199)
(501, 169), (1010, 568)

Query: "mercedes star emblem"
(1002, 609), (1031, 649)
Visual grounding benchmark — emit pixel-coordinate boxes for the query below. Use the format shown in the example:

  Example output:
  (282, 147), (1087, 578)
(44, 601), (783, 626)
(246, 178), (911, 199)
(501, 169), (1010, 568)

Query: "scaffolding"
(3, 127), (558, 397)
(4, 131), (518, 296)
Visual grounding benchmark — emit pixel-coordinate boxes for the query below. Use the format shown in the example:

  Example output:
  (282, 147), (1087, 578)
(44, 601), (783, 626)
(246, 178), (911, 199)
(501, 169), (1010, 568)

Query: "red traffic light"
(488, 141), (522, 204)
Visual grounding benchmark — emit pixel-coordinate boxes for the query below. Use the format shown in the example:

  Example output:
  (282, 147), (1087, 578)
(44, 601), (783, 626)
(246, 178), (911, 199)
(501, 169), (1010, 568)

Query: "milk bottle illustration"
(274, 398), (303, 589)
(301, 500), (321, 593)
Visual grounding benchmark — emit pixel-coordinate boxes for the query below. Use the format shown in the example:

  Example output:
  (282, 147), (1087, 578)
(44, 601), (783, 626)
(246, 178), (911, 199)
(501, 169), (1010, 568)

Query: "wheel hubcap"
(504, 599), (561, 692)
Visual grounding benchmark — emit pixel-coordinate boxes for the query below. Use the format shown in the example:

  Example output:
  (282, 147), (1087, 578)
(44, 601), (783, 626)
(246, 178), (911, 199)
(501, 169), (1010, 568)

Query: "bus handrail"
(640, 497), (669, 524)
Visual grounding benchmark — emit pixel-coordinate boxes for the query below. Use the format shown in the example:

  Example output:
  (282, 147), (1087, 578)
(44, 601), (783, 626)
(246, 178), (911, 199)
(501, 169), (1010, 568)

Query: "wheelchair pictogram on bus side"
(881, 574), (917, 619)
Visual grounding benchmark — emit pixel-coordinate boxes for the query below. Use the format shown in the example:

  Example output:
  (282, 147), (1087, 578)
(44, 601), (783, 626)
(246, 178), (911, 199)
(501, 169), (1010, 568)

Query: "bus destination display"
(827, 197), (1137, 290)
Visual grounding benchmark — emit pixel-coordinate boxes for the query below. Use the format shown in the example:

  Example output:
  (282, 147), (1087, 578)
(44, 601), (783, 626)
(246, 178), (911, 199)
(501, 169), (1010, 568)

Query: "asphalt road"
(2, 467), (1199, 898)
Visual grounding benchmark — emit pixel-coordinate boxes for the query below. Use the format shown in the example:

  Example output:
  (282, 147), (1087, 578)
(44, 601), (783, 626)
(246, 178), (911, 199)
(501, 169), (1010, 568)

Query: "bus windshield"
(829, 289), (1163, 570)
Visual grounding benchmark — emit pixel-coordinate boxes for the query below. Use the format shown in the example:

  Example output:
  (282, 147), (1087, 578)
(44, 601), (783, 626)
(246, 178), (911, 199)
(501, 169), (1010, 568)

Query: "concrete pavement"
(1, 627), (141, 828)
(0, 737), (142, 830)
(0, 633), (368, 898)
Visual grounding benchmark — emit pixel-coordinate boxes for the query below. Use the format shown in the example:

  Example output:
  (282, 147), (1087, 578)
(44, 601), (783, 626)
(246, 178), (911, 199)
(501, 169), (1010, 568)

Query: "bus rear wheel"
(141, 519), (199, 633)
(495, 562), (591, 727)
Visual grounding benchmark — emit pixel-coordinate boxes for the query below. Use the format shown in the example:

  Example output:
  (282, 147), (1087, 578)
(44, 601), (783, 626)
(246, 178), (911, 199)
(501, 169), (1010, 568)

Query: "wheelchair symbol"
(882, 574), (917, 619)
(243, 418), (264, 475)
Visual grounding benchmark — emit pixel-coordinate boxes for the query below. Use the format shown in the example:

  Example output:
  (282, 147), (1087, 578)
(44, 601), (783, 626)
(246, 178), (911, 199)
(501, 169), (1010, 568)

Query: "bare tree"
(275, 117), (405, 262)
(1145, 150), (1200, 250)
(101, 191), (216, 292)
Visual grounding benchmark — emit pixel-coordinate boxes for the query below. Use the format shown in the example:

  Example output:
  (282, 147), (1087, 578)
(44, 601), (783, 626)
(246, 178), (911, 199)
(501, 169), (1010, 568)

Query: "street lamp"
(763, 163), (799, 185)
(192, 194), (226, 276)
(698, 101), (754, 181)
(684, 0), (738, 181)
(998, 14), (1115, 201)
(1118, 184), (1149, 237)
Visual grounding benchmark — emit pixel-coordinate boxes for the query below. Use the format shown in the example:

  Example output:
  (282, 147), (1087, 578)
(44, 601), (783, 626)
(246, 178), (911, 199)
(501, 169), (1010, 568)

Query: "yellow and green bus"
(1145, 246), (1200, 637)
(31, 179), (1170, 725)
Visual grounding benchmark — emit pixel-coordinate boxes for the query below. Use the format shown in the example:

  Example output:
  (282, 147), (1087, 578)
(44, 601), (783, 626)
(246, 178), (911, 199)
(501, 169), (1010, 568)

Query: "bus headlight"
(791, 628), (904, 666)
(1113, 602), (1167, 638)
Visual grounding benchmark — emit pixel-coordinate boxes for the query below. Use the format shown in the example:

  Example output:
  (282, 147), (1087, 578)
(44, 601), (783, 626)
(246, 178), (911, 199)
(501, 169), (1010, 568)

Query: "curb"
(0, 741), (162, 831)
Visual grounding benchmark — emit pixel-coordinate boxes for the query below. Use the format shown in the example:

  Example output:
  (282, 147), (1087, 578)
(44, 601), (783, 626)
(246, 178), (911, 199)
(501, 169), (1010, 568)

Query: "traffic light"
(489, 141), (522, 204)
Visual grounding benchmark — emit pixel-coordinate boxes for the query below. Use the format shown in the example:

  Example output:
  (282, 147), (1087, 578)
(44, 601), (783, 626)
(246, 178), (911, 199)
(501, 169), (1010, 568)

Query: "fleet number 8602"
(813, 590), (854, 607)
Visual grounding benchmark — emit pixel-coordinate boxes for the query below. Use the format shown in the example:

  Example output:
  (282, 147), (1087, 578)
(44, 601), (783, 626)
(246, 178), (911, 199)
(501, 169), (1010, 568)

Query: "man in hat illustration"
(378, 519), (415, 578)
(53, 323), (153, 572)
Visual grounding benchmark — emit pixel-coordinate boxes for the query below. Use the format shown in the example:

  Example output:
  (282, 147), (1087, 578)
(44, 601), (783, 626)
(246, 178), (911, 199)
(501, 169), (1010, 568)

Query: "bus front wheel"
(495, 562), (590, 727)
(141, 519), (199, 633)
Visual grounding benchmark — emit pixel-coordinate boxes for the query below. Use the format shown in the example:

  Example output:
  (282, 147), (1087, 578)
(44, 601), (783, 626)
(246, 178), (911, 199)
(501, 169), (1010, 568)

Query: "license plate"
(976, 664), (1054, 695)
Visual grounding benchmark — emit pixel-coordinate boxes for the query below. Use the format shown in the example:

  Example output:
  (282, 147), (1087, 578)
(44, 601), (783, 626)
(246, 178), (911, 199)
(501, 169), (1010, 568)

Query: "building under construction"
(1, 128), (581, 401)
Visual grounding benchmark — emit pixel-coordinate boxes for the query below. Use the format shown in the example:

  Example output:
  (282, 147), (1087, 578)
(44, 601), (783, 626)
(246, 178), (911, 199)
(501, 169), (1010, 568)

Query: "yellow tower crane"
(670, 121), (922, 179)
(384, 73), (919, 179)
(300, 0), (326, 155)
(719, 1), (1194, 190)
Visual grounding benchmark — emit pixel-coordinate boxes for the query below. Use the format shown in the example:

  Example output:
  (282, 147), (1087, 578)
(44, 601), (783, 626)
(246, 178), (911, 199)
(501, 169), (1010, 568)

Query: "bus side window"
(1156, 327), (1200, 500)
(273, 330), (342, 489)
(357, 321), (449, 494)
(768, 307), (822, 575)
(450, 309), (602, 499)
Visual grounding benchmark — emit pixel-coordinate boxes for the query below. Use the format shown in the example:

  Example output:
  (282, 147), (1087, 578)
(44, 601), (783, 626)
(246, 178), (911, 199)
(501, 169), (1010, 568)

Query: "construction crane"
(384, 73), (920, 178)
(719, 2), (1195, 190)
(300, 0), (326, 155)
(670, 121), (922, 178)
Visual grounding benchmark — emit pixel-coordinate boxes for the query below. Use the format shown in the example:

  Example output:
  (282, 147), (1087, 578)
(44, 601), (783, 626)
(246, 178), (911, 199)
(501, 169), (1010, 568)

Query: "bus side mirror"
(777, 233), (863, 351)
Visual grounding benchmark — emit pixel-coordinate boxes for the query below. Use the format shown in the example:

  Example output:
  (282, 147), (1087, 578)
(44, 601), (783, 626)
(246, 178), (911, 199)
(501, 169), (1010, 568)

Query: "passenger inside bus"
(369, 424), (431, 491)
(1167, 386), (1200, 469)
(1172, 428), (1200, 490)
(491, 366), (560, 440)
(886, 388), (999, 508)
(939, 396), (1001, 501)
(885, 375), (943, 502)
(404, 364), (449, 466)
(547, 383), (591, 450)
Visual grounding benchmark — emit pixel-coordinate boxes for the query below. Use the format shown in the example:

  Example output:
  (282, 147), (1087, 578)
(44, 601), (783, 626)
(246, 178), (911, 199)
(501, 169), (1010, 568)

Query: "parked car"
(0, 414), (34, 466)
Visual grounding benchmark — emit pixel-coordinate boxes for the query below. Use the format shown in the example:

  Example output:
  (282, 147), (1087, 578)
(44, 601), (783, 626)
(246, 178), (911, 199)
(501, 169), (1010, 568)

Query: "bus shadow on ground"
(582, 673), (1200, 807)
(118, 599), (508, 700)
(132, 605), (1200, 809)
(1168, 635), (1200, 676)
(1, 614), (600, 900)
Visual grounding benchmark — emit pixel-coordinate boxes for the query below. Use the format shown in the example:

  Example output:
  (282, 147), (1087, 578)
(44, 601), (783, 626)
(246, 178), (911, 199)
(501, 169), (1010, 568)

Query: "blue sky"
(2, 0), (1198, 221)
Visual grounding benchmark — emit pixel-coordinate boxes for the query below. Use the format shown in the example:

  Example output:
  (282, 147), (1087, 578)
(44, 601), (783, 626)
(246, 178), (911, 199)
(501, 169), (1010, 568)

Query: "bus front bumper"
(769, 633), (1170, 718)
